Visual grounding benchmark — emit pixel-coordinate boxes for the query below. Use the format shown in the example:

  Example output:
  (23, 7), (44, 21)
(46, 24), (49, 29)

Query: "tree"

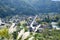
(36, 18), (42, 24)
(0, 28), (10, 39)
(58, 21), (60, 27)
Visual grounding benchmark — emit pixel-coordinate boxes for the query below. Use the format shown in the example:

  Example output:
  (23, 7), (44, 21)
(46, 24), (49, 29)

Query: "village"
(0, 14), (60, 31)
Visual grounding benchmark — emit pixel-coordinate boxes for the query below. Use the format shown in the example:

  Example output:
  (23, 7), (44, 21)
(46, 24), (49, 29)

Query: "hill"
(0, 0), (60, 17)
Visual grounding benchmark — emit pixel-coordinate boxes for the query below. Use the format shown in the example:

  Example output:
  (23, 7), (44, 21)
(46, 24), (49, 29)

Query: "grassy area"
(0, 27), (60, 40)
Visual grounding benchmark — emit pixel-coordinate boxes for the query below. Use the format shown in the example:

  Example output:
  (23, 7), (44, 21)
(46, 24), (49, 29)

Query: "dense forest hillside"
(0, 0), (60, 17)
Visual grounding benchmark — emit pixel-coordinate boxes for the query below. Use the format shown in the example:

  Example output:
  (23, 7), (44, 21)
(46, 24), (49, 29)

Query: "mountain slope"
(0, 0), (60, 17)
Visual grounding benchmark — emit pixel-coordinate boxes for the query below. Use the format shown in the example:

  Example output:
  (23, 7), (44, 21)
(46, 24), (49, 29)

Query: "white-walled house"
(0, 19), (2, 25)
(51, 22), (60, 30)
